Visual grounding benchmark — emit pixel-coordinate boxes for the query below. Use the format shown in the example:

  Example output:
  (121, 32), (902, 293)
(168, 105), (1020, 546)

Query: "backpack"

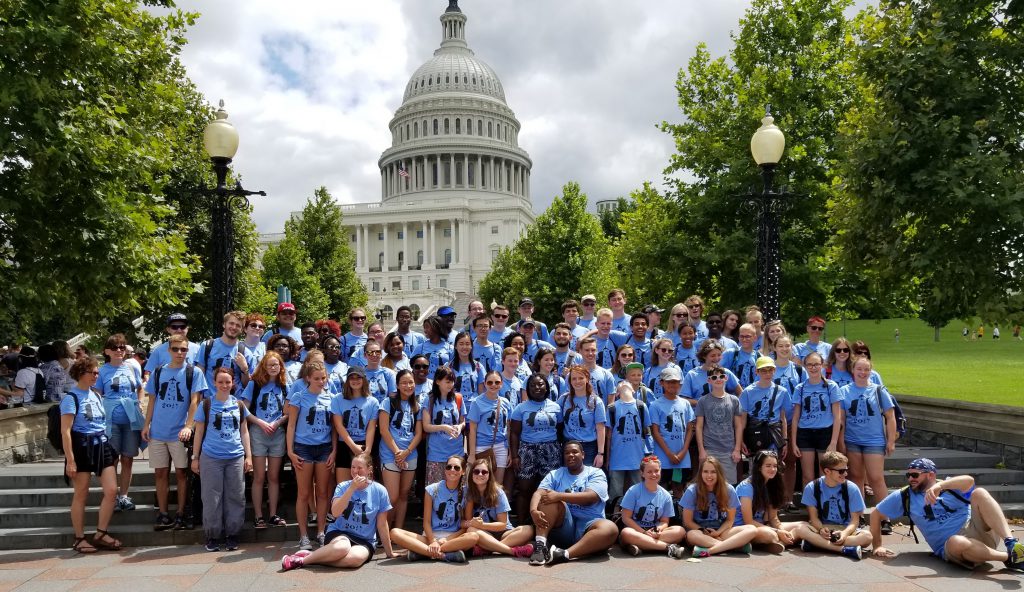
(32, 369), (46, 404)
(200, 397), (246, 445)
(607, 399), (650, 438)
(813, 478), (851, 524)
(153, 364), (195, 397)
(900, 484), (968, 544)
(890, 393), (908, 439)
(47, 393), (80, 453)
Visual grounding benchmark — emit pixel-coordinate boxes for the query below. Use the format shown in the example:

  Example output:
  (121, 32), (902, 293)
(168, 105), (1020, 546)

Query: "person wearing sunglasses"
(577, 294), (598, 329)
(488, 304), (514, 345)
(870, 458), (1024, 570)
(796, 451), (871, 560)
(410, 354), (435, 401)
(97, 333), (145, 512)
(347, 321), (387, 369)
(390, 454), (476, 563)
(643, 338), (678, 399)
(794, 316), (832, 363)
(468, 370), (516, 492)
(735, 450), (802, 553)
(341, 308), (369, 364)
(144, 313), (199, 383)
(824, 337), (882, 389)
(464, 457), (535, 557)
(320, 336), (349, 395)
(262, 302), (302, 344)
(471, 316), (503, 374)
(695, 365), (743, 488)
(683, 339), (742, 402)
(683, 295), (708, 341)
(240, 313), (268, 372)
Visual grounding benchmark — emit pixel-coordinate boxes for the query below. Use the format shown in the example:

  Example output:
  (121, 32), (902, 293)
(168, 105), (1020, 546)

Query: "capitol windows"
(378, 232), (384, 241)
(417, 250), (424, 266)
(416, 229), (424, 238)
(431, 161), (438, 186)
(351, 234), (356, 242)
(443, 227), (452, 238)
(477, 119), (482, 135)
(372, 281), (380, 292)
(412, 280), (420, 290)
(433, 119), (438, 135)
(444, 118), (450, 134)
(439, 279), (448, 289)
(491, 249), (499, 262)
(405, 124), (410, 140)
(397, 230), (404, 239)
(488, 121), (493, 137)
(455, 119), (461, 134)
(455, 161), (463, 185)
(444, 249), (451, 265)
(446, 74), (450, 84)
(413, 122), (418, 138)
(491, 225), (498, 235)
(378, 253), (384, 268)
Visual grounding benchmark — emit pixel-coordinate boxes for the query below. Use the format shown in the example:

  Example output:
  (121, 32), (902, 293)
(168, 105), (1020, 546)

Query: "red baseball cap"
(277, 302), (297, 313)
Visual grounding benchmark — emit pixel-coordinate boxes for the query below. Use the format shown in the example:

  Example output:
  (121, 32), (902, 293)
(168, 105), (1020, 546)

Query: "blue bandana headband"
(907, 458), (937, 473)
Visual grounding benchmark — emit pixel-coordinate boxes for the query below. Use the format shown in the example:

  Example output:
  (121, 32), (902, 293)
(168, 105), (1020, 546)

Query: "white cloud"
(171, 0), (758, 232)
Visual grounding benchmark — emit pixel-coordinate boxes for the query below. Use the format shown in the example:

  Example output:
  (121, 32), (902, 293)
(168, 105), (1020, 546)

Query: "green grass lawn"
(818, 318), (1023, 406)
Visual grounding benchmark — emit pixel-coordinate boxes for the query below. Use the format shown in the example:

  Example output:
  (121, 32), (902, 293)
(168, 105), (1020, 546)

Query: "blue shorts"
(844, 442), (885, 455)
(108, 423), (141, 457)
(294, 441), (332, 464)
(549, 506), (603, 549)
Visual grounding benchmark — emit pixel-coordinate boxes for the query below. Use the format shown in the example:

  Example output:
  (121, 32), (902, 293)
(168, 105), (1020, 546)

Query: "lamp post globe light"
(744, 106), (791, 323)
(201, 100), (266, 336)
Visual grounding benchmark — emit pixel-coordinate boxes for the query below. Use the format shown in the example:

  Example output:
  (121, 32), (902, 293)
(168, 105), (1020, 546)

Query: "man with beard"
(551, 323), (582, 377)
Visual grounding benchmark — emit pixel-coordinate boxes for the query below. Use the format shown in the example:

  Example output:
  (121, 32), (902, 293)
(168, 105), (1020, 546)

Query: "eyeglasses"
(472, 469), (490, 476)
(834, 347), (850, 353)
(827, 467), (850, 475)
(708, 374), (726, 380)
(805, 362), (822, 368)
(619, 353), (634, 358)
(688, 305), (702, 310)
(249, 323), (266, 330)
(905, 472), (923, 479)
(169, 347), (189, 353)
(367, 350), (382, 356)
(445, 464), (463, 471)
(168, 324), (187, 330)
(672, 313), (686, 317)
(657, 348), (673, 353)
(351, 316), (366, 322)
(110, 345), (127, 351)
(274, 343), (291, 350)
(808, 325), (824, 331)
(413, 364), (429, 370)
(485, 380), (502, 386)
(493, 314), (508, 319)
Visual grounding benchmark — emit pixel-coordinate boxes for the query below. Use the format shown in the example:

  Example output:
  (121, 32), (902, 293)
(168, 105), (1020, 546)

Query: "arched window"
(433, 119), (438, 135)
(488, 121), (492, 137)
(477, 119), (482, 135)
(444, 249), (452, 265)
(414, 122), (418, 138)
(409, 304), (421, 320)
(398, 251), (404, 266)
(380, 305), (394, 321)
(417, 250), (424, 265)
(405, 124), (410, 140)
(378, 252), (384, 269)
(455, 119), (461, 134)
(444, 118), (450, 134)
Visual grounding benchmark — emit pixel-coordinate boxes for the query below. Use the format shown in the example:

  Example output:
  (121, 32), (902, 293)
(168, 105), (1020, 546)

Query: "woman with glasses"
(341, 308), (369, 365)
(509, 373), (563, 520)
(378, 369), (423, 531)
(331, 366), (379, 485)
(643, 338), (678, 399)
(97, 333), (145, 512)
(381, 333), (410, 372)
(464, 457), (535, 557)
(240, 351), (289, 529)
(320, 336), (349, 395)
(736, 450), (801, 553)
(683, 340), (741, 402)
(610, 344), (637, 384)
(617, 455), (687, 557)
(680, 456), (757, 558)
(267, 335), (301, 385)
(240, 313), (268, 370)
(417, 316), (453, 377)
(665, 304), (689, 350)
(423, 367), (466, 486)
(468, 370), (516, 492)
(286, 361), (336, 551)
(841, 356), (896, 509)
(790, 351), (842, 495)
(363, 341), (398, 402)
(695, 365), (744, 486)
(347, 322), (386, 369)
(390, 454), (476, 563)
(825, 337), (856, 388)
(449, 331), (485, 406)
(62, 357), (120, 553)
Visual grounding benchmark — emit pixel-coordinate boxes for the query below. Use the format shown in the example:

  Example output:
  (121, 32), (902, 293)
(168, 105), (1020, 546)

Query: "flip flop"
(92, 529), (122, 551)
(72, 536), (97, 554)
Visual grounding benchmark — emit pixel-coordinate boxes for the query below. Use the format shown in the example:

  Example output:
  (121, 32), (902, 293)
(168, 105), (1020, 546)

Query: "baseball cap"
(166, 313), (189, 326)
(581, 294), (597, 304)
(659, 366), (682, 382)
(277, 302), (296, 313)
(518, 297), (534, 307)
(438, 306), (456, 317)
(641, 304), (665, 315)
(520, 318), (537, 328)
(755, 356), (776, 370)
(907, 458), (937, 473)
(624, 362), (645, 373)
(346, 366), (367, 379)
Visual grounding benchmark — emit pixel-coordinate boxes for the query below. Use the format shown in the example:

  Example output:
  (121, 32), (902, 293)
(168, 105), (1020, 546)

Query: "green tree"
(610, 184), (686, 307)
(479, 182), (614, 325)
(834, 0), (1024, 341)
(658, 0), (859, 327)
(0, 0), (206, 339)
(597, 197), (636, 241)
(260, 234), (330, 323)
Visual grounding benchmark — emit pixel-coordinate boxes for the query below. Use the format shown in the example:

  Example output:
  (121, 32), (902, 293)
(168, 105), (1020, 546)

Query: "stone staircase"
(449, 291), (478, 328)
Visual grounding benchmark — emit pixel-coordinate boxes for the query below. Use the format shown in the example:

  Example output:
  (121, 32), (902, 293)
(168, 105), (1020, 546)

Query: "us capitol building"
(274, 0), (535, 321)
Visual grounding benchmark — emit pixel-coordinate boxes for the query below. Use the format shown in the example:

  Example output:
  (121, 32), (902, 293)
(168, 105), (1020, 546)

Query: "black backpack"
(46, 393), (80, 453)
(813, 478), (851, 524)
(32, 370), (46, 404)
(153, 364), (195, 397)
(900, 484), (968, 544)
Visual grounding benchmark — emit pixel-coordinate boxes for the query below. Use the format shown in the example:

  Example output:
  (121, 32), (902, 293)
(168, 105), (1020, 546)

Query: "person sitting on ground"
(871, 458), (1024, 570)
(390, 454), (477, 563)
(464, 457), (535, 558)
(528, 440), (618, 565)
(617, 455), (688, 558)
(680, 456), (758, 558)
(795, 451), (872, 560)
(736, 450), (802, 553)
(281, 452), (395, 570)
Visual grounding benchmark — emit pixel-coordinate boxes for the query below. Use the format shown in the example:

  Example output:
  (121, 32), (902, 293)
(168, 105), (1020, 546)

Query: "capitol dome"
(403, 51), (506, 104)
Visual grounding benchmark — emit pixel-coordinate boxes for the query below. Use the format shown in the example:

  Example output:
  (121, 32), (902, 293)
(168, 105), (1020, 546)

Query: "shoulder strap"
(839, 481), (850, 523)
(185, 364), (194, 394)
(607, 402), (616, 425)
(814, 479), (824, 515)
(900, 486), (920, 543)
(638, 400), (649, 436)
(767, 384), (779, 419)
(154, 366), (163, 392)
(203, 339), (214, 369)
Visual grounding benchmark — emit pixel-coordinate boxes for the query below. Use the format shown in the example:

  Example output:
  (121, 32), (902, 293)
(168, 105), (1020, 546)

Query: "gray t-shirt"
(695, 393), (742, 452)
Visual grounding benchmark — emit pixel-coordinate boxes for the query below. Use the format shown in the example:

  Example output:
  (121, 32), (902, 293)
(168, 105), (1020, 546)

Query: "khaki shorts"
(944, 512), (999, 568)
(148, 439), (188, 470)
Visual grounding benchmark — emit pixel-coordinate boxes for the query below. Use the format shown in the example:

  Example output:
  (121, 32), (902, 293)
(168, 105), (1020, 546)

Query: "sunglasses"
(445, 464), (463, 471)
(582, 302), (596, 306)
(905, 472), (923, 479)
(367, 350), (383, 356)
(827, 467), (850, 475)
(708, 374), (726, 380)
(109, 345), (127, 351)
(485, 380), (502, 386)
(413, 364), (429, 370)
(169, 347), (189, 353)
(472, 469), (490, 476)
(351, 316), (366, 322)
(808, 325), (824, 331)
(834, 347), (850, 353)
(249, 323), (266, 330)
(854, 350), (869, 356)
(493, 314), (509, 319)
(168, 324), (188, 330)
(657, 348), (673, 353)
(672, 313), (686, 317)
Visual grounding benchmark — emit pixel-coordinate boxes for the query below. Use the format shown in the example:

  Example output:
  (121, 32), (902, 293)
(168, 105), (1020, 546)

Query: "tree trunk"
(934, 326), (941, 342)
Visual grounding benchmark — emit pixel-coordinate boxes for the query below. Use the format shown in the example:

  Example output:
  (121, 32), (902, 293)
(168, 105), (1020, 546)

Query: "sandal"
(72, 536), (97, 554)
(254, 517), (267, 529)
(92, 529), (122, 551)
(269, 515), (287, 527)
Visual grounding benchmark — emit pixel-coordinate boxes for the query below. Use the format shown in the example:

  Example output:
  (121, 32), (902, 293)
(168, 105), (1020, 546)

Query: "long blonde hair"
(693, 456), (730, 514)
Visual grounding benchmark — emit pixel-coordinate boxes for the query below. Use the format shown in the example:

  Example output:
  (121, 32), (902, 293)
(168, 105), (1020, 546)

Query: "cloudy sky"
(171, 0), (758, 234)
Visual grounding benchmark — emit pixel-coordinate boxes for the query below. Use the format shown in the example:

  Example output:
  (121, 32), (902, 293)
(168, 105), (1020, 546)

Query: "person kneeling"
(390, 454), (478, 563)
(618, 456), (687, 558)
(871, 458), (1024, 570)
(464, 458), (535, 558)
(529, 440), (618, 565)
(681, 456), (757, 558)
(281, 453), (395, 570)
(795, 451), (871, 560)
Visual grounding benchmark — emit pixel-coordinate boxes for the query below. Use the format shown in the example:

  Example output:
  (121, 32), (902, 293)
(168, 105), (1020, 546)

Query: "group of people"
(55, 292), (1024, 574)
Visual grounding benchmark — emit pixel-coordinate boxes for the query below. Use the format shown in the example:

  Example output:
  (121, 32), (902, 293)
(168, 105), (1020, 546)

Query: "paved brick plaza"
(0, 530), (1021, 592)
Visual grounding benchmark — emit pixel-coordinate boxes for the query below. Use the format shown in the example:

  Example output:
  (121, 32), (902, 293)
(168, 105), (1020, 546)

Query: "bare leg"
(846, 450), (866, 497)
(620, 526), (685, 552)
(174, 468), (189, 515)
(381, 468), (401, 528)
(567, 519), (618, 559)
(267, 456), (283, 517)
(251, 456), (267, 519)
(393, 470), (415, 531)
(300, 536), (371, 568)
(294, 462), (314, 539)
(799, 450), (818, 489)
(314, 462), (332, 536)
(532, 500), (565, 538)
(389, 529), (479, 558)
(687, 525), (757, 555)
(96, 466), (118, 532)
(154, 467), (170, 513)
(71, 472), (91, 537)
(862, 453), (889, 505)
(119, 455), (134, 498)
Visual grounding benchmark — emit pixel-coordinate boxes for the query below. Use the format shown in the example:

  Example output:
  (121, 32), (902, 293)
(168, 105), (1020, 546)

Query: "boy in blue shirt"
(605, 380), (651, 506)
(196, 311), (246, 394)
(721, 324), (760, 387)
(607, 289), (631, 333)
(590, 308), (628, 369)
(796, 451), (872, 560)
(144, 313), (200, 382)
(871, 458), (1024, 570)
(739, 357), (789, 458)
(261, 302), (302, 344)
(649, 366), (695, 500)
(515, 298), (550, 342)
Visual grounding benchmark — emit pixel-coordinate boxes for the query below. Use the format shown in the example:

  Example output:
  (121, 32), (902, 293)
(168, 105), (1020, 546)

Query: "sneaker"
(280, 554), (304, 571)
(269, 514), (287, 527)
(325, 513), (336, 524)
(298, 535), (313, 551)
(692, 546), (710, 559)
(443, 550), (467, 563)
(529, 540), (549, 566)
(1005, 539), (1024, 569)
(254, 517), (267, 529)
(205, 538), (220, 552)
(307, 513), (317, 526)
(470, 545), (486, 557)
(841, 545), (863, 561)
(183, 514), (196, 530)
(316, 532), (325, 548)
(406, 550), (427, 562)
(667, 543), (686, 559)
(224, 536), (239, 551)
(119, 496), (136, 511)
(114, 496), (123, 512)
(880, 520), (893, 535)
(800, 539), (814, 553)
(173, 515), (186, 530)
(741, 543), (753, 554)
(546, 545), (568, 565)
(511, 544), (534, 559)
(622, 543), (641, 557)
(154, 512), (174, 531)
(293, 549), (313, 559)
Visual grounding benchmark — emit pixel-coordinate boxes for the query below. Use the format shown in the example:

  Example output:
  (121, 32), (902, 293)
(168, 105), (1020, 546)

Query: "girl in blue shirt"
(503, 333), (533, 383)
(97, 333), (144, 513)
(239, 351), (289, 529)
(509, 374), (563, 520)
(497, 347), (525, 402)
(683, 340), (742, 401)
(468, 370), (516, 492)
(362, 341), (397, 402)
(423, 367), (466, 486)
(559, 366), (608, 467)
(61, 357), (120, 554)
(790, 352), (842, 495)
(464, 457), (535, 557)
(735, 450), (801, 553)
(286, 361), (335, 551)
(841, 356), (896, 507)
(610, 344), (636, 385)
(675, 324), (700, 374)
(321, 336), (349, 395)
(379, 369), (423, 534)
(331, 366), (379, 484)
(449, 332), (485, 406)
(382, 333), (411, 373)
(644, 338), (678, 399)
(680, 457), (757, 557)
(618, 456), (686, 557)
(826, 337), (855, 388)
(389, 455), (477, 562)
(530, 349), (565, 400)
(417, 317), (453, 377)
(266, 335), (301, 387)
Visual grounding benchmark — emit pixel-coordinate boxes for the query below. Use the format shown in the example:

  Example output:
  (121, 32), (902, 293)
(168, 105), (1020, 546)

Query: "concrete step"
(882, 466), (1024, 488)
(0, 522), (296, 551)
(0, 503), (277, 528)
(884, 446), (1001, 470)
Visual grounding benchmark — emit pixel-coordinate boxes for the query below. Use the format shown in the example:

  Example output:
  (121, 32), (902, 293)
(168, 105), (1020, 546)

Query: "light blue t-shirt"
(326, 480), (392, 546)
(472, 342), (503, 373)
(606, 400), (650, 471)
(415, 340), (452, 377)
(468, 396), (514, 447)
(680, 483), (740, 529)
(734, 478), (765, 526)
(450, 360), (485, 406)
(145, 341), (200, 374)
(559, 394), (607, 443)
(240, 340), (266, 371)
(649, 396), (696, 469)
(802, 478), (865, 525)
(238, 380), (285, 424)
(626, 336), (652, 368)
(643, 363), (679, 399)
(675, 345), (699, 374)
(586, 366), (617, 402)
(595, 332), (628, 369)
(524, 339), (554, 364)
(426, 481), (466, 533)
(875, 484), (973, 558)
(97, 363), (142, 425)
(341, 332), (368, 365)
(539, 466), (608, 522)
(740, 383), (789, 423)
(841, 383), (895, 447)
(324, 360), (349, 395)
(487, 327), (513, 346)
(794, 340), (831, 362)
(331, 395), (379, 443)
(364, 366), (397, 402)
(60, 387), (106, 434)
(792, 379), (841, 430)
(284, 360), (302, 385)
(554, 350), (583, 376)
(146, 364), (208, 441)
(471, 488), (513, 531)
(425, 396), (466, 462)
(683, 367), (739, 400)
(195, 337), (241, 394)
(577, 317), (595, 329)
(773, 363), (807, 421)
(611, 314), (631, 333)
(621, 483), (675, 529)
(379, 397), (422, 464)
(829, 367), (883, 389)
(721, 348), (760, 387)
(497, 375), (524, 402)
(286, 387), (334, 446)
(391, 330), (424, 358)
(261, 326), (302, 344)
(511, 399), (562, 444)
(193, 395), (249, 459)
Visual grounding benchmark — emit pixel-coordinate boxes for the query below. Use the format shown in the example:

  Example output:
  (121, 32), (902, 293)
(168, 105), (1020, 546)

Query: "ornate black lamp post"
(745, 107), (789, 323)
(201, 100), (266, 336)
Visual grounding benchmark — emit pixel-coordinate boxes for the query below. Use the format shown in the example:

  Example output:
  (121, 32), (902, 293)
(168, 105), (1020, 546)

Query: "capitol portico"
(336, 0), (535, 320)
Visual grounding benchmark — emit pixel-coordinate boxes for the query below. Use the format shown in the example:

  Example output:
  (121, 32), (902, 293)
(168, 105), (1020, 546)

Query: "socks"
(535, 536), (546, 545)
(1006, 537), (1018, 551)
(563, 549), (571, 560)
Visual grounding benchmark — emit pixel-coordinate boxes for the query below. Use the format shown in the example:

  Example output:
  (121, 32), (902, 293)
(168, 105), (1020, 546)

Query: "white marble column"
(475, 156), (482, 189)
(355, 225), (362, 268)
(422, 221), (429, 268)
(402, 222), (409, 270)
(381, 223), (389, 271)
(449, 218), (457, 265)
(429, 219), (436, 265)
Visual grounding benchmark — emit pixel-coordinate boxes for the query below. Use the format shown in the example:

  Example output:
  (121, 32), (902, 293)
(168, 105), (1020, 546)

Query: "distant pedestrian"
(993, 325), (1000, 340)
(962, 327), (969, 341)
(893, 328), (900, 343)
(1014, 325), (1021, 341)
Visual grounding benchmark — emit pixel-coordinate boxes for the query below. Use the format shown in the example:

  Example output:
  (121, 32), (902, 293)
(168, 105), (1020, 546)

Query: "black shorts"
(796, 426), (833, 452)
(69, 434), (117, 476)
(659, 468), (692, 488)
(337, 441), (366, 468)
(324, 530), (375, 565)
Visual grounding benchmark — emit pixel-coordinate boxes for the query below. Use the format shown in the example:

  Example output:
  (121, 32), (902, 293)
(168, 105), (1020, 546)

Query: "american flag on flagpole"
(398, 163), (410, 178)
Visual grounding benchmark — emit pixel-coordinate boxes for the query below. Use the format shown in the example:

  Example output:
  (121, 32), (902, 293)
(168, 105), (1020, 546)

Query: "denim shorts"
(844, 441), (886, 455)
(108, 423), (141, 457)
(550, 509), (602, 549)
(294, 441), (332, 463)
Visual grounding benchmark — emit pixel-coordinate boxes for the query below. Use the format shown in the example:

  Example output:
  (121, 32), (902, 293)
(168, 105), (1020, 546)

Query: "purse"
(743, 385), (783, 451)
(476, 401), (502, 469)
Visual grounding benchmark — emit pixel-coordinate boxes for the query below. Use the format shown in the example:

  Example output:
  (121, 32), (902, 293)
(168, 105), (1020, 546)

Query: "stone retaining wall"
(0, 405), (53, 466)
(899, 394), (1024, 469)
